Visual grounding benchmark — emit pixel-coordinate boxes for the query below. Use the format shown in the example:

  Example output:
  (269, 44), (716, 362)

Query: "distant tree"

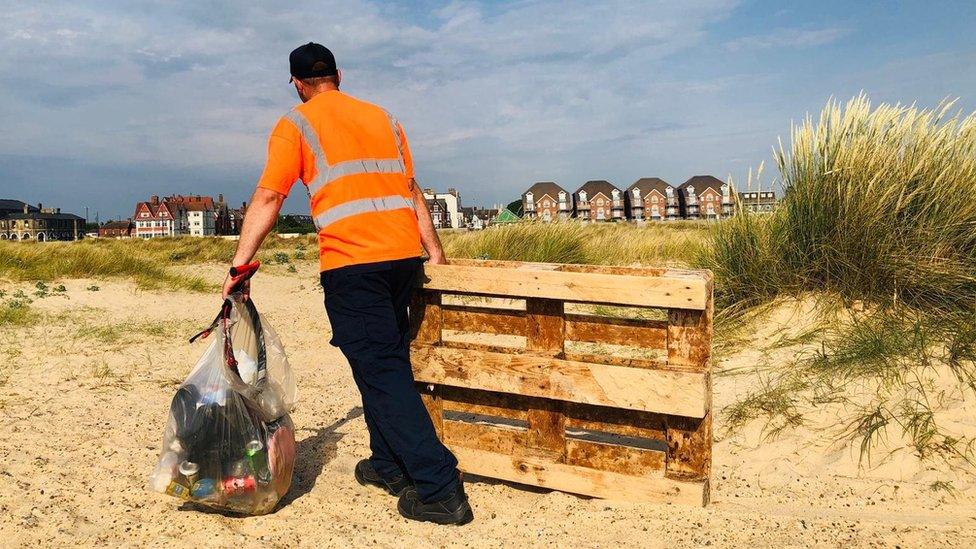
(274, 215), (315, 234)
(505, 199), (524, 217)
(84, 222), (99, 232)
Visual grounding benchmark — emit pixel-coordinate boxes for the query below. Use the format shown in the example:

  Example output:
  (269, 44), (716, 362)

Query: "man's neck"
(305, 85), (340, 101)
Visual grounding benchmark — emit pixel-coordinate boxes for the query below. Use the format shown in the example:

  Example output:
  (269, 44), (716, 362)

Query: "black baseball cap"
(289, 42), (338, 82)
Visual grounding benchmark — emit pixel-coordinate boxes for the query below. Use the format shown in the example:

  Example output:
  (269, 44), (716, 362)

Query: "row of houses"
(127, 194), (247, 238)
(522, 176), (776, 222)
(0, 200), (86, 241)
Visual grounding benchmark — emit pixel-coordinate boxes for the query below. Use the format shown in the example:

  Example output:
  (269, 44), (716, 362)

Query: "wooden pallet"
(410, 259), (713, 506)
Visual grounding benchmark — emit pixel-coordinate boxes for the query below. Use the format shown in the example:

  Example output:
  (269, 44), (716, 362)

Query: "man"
(222, 42), (472, 525)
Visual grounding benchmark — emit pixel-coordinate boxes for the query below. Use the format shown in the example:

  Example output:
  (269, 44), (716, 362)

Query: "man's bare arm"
(410, 179), (447, 264)
(222, 187), (286, 297)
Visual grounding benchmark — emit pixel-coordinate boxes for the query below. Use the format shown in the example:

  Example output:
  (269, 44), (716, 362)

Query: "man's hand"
(221, 272), (251, 299)
(427, 251), (449, 265)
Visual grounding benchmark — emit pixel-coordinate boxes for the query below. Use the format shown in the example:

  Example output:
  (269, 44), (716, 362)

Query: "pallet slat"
(412, 345), (707, 418)
(419, 263), (708, 310)
(565, 315), (667, 348)
(451, 446), (706, 505)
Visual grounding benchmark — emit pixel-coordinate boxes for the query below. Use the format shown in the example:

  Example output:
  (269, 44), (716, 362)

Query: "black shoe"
(397, 482), (474, 525)
(354, 459), (413, 497)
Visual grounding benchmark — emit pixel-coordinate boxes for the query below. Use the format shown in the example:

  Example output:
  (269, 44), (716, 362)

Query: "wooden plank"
(411, 345), (708, 418)
(418, 263), (708, 310)
(443, 419), (524, 454)
(563, 402), (667, 442)
(565, 439), (665, 477)
(450, 445), (707, 506)
(562, 352), (667, 371)
(665, 276), (713, 481)
(565, 314), (667, 348)
(442, 305), (527, 335)
(442, 419), (665, 477)
(525, 298), (567, 458)
(410, 291), (442, 345)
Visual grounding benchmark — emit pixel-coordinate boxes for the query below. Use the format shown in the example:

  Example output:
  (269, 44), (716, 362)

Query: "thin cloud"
(725, 26), (851, 52)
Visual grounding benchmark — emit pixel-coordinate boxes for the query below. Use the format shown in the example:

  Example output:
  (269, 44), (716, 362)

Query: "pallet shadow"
(463, 473), (583, 497)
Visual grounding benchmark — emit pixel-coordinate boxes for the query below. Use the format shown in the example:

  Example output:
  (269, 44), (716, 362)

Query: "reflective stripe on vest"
(313, 195), (415, 230)
(282, 110), (406, 198)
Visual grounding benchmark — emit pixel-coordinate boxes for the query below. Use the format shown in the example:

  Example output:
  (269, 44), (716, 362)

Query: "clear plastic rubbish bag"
(149, 272), (297, 515)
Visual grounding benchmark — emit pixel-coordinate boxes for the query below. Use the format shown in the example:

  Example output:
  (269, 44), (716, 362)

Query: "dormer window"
(579, 190), (587, 202)
(526, 191), (534, 205)
(632, 188), (641, 199)
(666, 187), (674, 196)
(558, 191), (566, 202)
(687, 185), (696, 195)
(611, 189), (620, 199)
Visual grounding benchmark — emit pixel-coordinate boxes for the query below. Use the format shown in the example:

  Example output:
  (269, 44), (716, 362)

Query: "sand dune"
(1, 266), (973, 547)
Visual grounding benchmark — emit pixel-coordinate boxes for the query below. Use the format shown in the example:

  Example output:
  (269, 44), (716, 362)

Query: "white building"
(423, 187), (462, 228)
(186, 203), (216, 236)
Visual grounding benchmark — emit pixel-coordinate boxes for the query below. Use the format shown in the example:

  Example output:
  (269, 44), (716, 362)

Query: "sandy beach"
(1, 265), (974, 548)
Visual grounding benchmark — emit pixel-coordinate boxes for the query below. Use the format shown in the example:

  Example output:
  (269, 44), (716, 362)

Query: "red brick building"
(626, 177), (678, 221)
(98, 220), (133, 238)
(522, 182), (572, 222)
(677, 175), (734, 220)
(574, 180), (624, 222)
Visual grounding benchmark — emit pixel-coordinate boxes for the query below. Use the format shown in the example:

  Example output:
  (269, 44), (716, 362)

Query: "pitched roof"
(678, 175), (726, 193)
(0, 199), (39, 215)
(494, 208), (520, 222)
(575, 179), (620, 198)
(4, 211), (84, 221)
(627, 177), (674, 196)
(101, 221), (133, 229)
(184, 202), (213, 212)
(523, 181), (567, 200)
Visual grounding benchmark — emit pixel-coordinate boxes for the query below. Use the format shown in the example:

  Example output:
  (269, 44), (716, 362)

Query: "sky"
(1, 0), (974, 220)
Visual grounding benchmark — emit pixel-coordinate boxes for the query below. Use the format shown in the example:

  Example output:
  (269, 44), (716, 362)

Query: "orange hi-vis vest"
(256, 91), (422, 271)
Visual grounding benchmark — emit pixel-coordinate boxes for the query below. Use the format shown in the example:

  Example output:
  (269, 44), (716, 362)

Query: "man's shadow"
(278, 406), (363, 506)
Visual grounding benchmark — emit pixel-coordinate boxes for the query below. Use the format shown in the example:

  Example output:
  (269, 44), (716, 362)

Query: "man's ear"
(336, 69), (342, 87)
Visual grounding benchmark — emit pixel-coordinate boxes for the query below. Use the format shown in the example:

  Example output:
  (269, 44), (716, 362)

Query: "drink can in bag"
(245, 440), (272, 485)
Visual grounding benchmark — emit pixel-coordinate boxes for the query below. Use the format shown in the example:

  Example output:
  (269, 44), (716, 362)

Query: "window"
(651, 196), (658, 204)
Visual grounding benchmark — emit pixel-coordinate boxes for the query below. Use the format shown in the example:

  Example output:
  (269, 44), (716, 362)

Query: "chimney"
(38, 202), (42, 210)
(150, 195), (159, 205)
(23, 203), (28, 214)
(218, 193), (224, 203)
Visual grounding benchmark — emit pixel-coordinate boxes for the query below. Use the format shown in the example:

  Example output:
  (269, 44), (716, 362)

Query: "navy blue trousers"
(321, 257), (459, 503)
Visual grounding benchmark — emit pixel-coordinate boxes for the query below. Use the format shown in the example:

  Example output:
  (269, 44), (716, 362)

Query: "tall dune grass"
(0, 235), (316, 291)
(707, 94), (976, 311)
(441, 221), (708, 267)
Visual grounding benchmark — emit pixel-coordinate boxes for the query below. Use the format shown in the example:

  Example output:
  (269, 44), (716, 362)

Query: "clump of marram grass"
(715, 94), (976, 465)
(724, 306), (976, 464)
(441, 220), (708, 267)
(0, 299), (34, 327)
(706, 93), (976, 311)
